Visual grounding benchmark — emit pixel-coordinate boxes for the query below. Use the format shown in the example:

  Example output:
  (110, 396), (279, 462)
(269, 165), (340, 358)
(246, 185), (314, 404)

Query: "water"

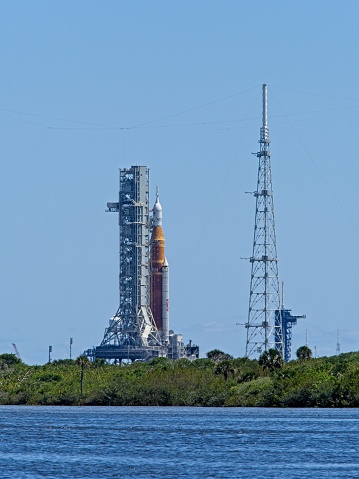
(0, 406), (358, 478)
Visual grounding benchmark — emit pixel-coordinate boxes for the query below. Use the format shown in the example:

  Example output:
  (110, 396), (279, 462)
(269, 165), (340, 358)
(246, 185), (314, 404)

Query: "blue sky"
(1, 1), (359, 363)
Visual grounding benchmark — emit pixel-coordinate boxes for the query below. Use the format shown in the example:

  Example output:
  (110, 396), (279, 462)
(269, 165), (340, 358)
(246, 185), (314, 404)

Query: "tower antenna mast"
(245, 84), (284, 357)
(336, 329), (341, 355)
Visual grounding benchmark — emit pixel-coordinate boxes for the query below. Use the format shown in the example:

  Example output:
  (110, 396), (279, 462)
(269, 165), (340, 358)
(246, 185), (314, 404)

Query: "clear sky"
(1, 0), (359, 364)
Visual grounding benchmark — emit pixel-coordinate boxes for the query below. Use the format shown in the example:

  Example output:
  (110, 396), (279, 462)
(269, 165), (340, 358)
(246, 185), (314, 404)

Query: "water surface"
(0, 406), (358, 478)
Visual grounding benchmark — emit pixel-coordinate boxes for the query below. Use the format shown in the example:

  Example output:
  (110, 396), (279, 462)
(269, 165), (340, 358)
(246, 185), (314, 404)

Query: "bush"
(0, 353), (22, 366)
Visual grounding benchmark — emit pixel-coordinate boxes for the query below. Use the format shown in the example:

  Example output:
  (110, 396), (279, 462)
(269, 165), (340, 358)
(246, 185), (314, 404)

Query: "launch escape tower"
(245, 85), (305, 360)
(94, 166), (163, 361)
(245, 84), (284, 358)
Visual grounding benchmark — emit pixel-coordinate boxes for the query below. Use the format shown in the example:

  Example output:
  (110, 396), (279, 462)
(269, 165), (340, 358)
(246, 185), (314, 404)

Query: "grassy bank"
(1, 350), (359, 407)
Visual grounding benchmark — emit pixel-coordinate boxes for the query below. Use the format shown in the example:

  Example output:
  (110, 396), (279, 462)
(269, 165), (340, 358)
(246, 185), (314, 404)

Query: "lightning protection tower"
(95, 166), (163, 362)
(336, 329), (340, 355)
(245, 84), (284, 358)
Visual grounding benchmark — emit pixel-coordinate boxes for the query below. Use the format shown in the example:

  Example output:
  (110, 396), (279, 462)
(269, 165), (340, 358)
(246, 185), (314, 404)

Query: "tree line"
(0, 346), (358, 407)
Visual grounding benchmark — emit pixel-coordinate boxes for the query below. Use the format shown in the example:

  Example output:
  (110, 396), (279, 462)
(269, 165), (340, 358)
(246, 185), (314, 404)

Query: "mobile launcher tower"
(87, 166), (198, 362)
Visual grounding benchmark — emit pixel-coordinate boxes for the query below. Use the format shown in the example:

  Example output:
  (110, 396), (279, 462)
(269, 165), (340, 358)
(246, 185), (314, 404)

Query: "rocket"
(150, 187), (169, 343)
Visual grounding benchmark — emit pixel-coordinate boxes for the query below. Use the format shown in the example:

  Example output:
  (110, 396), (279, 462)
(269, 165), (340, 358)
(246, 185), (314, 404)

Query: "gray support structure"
(245, 84), (284, 358)
(96, 166), (162, 362)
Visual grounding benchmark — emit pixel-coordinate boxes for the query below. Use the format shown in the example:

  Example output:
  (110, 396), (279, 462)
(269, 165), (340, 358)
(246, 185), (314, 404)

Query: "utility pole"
(70, 338), (73, 360)
(48, 345), (52, 363)
(245, 84), (283, 358)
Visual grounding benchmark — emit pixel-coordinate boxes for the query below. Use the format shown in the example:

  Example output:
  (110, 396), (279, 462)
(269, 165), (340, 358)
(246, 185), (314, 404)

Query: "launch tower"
(94, 166), (163, 361)
(245, 84), (284, 358)
(84, 165), (199, 362)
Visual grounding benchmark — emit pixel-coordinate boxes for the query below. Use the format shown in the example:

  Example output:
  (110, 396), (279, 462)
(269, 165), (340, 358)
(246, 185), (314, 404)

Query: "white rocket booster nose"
(152, 185), (162, 226)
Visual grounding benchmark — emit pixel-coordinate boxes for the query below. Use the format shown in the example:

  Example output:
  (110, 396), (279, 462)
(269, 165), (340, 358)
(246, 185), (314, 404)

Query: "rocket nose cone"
(152, 186), (163, 227)
(153, 200), (162, 212)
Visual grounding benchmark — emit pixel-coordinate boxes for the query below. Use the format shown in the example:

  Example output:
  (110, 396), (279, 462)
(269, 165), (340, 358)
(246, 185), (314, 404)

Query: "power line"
(0, 85), (260, 132)
(270, 85), (359, 102)
(0, 129), (51, 190)
(126, 85), (260, 129)
(270, 90), (359, 235)
(1, 87), (358, 133)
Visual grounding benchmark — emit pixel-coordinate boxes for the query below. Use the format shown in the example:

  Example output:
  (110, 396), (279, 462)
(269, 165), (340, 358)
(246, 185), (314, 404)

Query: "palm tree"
(259, 349), (284, 371)
(76, 355), (90, 395)
(296, 345), (312, 360)
(214, 360), (237, 381)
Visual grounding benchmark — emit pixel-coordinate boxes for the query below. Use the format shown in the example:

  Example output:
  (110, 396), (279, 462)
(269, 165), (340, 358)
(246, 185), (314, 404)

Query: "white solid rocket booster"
(162, 256), (169, 343)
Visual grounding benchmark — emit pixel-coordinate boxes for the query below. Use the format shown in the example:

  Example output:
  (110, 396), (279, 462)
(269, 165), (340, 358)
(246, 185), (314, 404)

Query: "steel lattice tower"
(95, 166), (163, 362)
(245, 84), (284, 358)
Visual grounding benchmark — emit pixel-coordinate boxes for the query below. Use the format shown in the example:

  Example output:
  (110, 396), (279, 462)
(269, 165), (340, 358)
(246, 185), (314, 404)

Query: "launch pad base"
(85, 345), (165, 363)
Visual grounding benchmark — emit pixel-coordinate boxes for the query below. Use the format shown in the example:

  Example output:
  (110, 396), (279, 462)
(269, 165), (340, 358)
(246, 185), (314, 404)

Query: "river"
(0, 406), (358, 478)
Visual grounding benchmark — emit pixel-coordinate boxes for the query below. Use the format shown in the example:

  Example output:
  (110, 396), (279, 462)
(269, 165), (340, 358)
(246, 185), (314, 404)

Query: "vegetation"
(296, 345), (313, 360)
(1, 348), (359, 407)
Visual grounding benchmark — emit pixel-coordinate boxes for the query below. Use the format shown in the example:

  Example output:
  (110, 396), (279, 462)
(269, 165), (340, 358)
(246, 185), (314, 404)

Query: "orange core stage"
(150, 225), (165, 331)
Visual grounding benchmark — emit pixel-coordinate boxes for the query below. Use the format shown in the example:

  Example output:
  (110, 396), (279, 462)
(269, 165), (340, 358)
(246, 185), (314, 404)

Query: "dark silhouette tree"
(258, 349), (284, 371)
(296, 345), (312, 360)
(206, 349), (233, 362)
(0, 353), (22, 366)
(214, 360), (237, 381)
(76, 355), (90, 395)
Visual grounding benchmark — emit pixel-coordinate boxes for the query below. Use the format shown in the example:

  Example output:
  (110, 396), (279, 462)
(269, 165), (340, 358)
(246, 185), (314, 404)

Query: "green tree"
(0, 353), (22, 366)
(259, 349), (284, 372)
(51, 359), (75, 366)
(75, 355), (90, 365)
(93, 358), (106, 367)
(214, 360), (237, 381)
(76, 355), (90, 396)
(206, 349), (233, 362)
(148, 357), (172, 370)
(296, 345), (312, 360)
